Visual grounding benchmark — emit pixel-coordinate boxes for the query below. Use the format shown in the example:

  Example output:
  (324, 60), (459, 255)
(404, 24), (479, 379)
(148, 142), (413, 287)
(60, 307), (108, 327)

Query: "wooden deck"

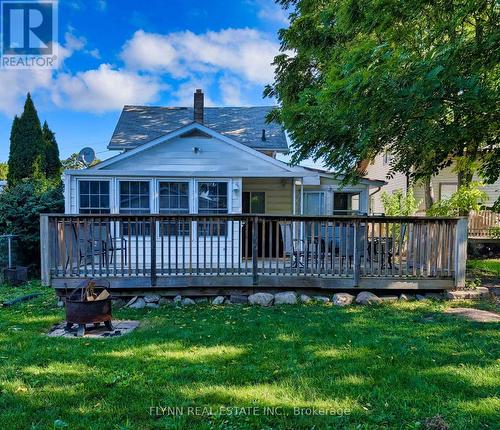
(41, 214), (468, 292)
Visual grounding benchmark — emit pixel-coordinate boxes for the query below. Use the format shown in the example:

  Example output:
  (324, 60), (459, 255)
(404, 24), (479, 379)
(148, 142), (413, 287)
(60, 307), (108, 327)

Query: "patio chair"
(87, 221), (127, 265)
(279, 222), (308, 268)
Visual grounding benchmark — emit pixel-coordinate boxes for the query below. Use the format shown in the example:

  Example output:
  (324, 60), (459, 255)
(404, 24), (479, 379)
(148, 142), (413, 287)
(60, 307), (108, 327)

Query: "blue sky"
(0, 0), (289, 161)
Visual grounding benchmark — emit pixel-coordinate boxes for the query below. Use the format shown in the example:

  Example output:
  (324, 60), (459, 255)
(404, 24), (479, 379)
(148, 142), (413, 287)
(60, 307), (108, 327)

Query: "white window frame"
(303, 191), (326, 215)
(194, 179), (231, 238)
(76, 178), (112, 214)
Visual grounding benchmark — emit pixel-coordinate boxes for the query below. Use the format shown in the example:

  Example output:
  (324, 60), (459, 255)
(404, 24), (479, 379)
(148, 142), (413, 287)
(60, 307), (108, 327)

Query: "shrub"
(427, 182), (488, 216)
(0, 180), (63, 274)
(381, 188), (420, 216)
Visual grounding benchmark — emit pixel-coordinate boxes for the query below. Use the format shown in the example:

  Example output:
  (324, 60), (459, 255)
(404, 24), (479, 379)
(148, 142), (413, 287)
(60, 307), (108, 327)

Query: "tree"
(427, 182), (488, 216)
(0, 180), (64, 272)
(42, 121), (62, 180)
(266, 0), (499, 207)
(62, 153), (101, 170)
(7, 94), (46, 186)
(0, 162), (7, 180)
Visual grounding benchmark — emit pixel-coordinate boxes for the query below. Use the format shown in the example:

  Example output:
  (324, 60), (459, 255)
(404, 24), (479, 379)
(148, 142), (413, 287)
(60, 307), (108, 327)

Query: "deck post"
(353, 220), (360, 286)
(40, 214), (51, 286)
(150, 217), (157, 286)
(252, 216), (259, 286)
(454, 217), (468, 288)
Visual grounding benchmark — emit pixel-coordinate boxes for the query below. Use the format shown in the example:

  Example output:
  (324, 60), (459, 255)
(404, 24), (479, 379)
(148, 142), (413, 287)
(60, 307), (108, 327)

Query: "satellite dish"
(77, 147), (96, 166)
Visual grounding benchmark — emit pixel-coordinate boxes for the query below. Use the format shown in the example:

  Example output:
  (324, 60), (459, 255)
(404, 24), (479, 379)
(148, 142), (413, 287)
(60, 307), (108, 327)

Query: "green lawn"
(467, 259), (500, 281)
(0, 283), (499, 430)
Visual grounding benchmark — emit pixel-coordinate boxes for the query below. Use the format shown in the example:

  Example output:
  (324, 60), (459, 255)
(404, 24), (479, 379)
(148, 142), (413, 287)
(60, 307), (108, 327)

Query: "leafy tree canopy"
(62, 153), (101, 170)
(266, 0), (499, 191)
(0, 162), (7, 180)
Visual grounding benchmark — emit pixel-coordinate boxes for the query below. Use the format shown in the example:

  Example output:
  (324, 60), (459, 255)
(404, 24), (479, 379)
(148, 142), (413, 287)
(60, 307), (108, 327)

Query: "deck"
(40, 214), (468, 293)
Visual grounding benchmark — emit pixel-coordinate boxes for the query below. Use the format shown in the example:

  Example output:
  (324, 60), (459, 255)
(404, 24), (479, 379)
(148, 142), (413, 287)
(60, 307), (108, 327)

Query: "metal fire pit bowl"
(65, 282), (113, 337)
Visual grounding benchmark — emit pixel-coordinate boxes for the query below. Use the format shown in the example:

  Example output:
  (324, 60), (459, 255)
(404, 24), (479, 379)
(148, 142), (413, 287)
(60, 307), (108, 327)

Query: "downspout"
(368, 186), (382, 215)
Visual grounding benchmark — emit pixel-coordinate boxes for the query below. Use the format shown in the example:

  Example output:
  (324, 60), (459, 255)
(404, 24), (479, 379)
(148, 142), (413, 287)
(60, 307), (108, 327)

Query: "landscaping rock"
(195, 298), (209, 304)
(229, 294), (248, 304)
(274, 291), (297, 305)
(173, 295), (182, 304)
(128, 297), (146, 309)
(181, 298), (196, 306)
(313, 296), (330, 303)
(446, 287), (490, 300)
(332, 293), (354, 306)
(248, 293), (274, 307)
(125, 296), (138, 307)
(399, 294), (410, 301)
(416, 294), (426, 301)
(146, 302), (159, 309)
(300, 294), (312, 303)
(144, 294), (160, 303)
(112, 298), (126, 308)
(212, 296), (225, 305)
(355, 291), (381, 305)
(158, 297), (170, 306)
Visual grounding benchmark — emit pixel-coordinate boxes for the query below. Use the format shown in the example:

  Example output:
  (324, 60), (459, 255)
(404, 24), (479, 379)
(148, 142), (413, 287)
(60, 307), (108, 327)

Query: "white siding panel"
(102, 136), (289, 174)
(364, 154), (407, 214)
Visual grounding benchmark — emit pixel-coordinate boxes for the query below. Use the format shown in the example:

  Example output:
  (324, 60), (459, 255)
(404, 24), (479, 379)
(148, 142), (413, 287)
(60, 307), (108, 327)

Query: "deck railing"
(40, 214), (467, 290)
(468, 210), (500, 239)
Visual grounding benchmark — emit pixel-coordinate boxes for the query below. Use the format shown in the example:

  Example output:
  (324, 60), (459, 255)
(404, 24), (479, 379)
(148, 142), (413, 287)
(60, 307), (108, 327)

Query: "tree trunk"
(423, 177), (434, 211)
(457, 169), (474, 216)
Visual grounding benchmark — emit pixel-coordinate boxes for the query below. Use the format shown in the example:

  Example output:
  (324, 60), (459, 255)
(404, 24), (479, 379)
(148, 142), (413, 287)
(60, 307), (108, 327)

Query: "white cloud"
(0, 69), (53, 116)
(255, 1), (289, 25)
(219, 75), (246, 106)
(121, 28), (280, 85)
(52, 64), (162, 112)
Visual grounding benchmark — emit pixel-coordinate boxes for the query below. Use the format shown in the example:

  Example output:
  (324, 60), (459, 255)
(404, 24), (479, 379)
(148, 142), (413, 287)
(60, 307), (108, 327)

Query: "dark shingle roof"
(108, 105), (288, 152)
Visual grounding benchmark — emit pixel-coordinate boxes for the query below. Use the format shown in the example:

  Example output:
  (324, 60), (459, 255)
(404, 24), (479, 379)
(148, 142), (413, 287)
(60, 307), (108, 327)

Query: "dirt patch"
(444, 308), (500, 323)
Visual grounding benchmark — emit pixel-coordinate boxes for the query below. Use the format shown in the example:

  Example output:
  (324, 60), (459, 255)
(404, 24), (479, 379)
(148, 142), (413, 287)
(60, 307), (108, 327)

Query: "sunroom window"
(159, 182), (190, 236)
(78, 180), (110, 214)
(198, 182), (228, 236)
(119, 181), (150, 235)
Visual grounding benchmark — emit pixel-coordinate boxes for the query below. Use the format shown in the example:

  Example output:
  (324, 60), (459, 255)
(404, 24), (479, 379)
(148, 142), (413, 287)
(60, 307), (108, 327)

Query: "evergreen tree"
(42, 121), (62, 180)
(7, 93), (46, 186)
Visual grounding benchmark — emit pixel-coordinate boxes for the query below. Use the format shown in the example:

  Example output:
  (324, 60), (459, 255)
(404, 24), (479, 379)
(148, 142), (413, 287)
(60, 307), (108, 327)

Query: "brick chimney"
(194, 89), (204, 124)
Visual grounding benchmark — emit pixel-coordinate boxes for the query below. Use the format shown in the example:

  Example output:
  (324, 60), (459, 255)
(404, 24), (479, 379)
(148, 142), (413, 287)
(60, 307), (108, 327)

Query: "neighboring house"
(63, 90), (384, 218)
(0, 180), (6, 193)
(364, 153), (500, 214)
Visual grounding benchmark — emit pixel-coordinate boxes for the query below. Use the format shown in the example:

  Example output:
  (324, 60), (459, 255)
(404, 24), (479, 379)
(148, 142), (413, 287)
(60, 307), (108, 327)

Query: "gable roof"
(93, 122), (313, 179)
(108, 105), (288, 152)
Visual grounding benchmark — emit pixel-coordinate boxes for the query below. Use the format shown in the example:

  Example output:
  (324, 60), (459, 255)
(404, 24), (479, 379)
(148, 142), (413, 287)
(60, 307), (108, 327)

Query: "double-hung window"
(78, 180), (110, 214)
(198, 182), (228, 236)
(159, 182), (190, 236)
(119, 181), (150, 235)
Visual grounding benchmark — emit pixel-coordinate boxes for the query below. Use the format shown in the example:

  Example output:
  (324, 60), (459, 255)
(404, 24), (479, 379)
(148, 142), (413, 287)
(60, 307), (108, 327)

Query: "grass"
(0, 283), (499, 430)
(467, 258), (500, 281)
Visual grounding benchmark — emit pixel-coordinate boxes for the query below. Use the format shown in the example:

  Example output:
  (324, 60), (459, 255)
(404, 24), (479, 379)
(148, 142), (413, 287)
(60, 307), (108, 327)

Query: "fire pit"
(65, 280), (113, 337)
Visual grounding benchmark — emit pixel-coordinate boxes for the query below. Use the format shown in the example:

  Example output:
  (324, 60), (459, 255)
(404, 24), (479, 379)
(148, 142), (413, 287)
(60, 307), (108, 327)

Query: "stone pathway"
(47, 320), (140, 338)
(444, 308), (500, 323)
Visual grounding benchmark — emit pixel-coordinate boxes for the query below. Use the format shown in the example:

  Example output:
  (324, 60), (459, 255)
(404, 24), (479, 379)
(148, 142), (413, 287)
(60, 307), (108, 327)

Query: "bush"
(427, 182), (488, 216)
(380, 188), (420, 216)
(0, 180), (63, 274)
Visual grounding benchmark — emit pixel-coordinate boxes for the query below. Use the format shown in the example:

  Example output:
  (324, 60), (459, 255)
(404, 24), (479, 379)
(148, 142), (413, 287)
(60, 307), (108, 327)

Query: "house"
(0, 180), (6, 193)
(63, 90), (384, 218)
(40, 90), (468, 293)
(364, 153), (500, 215)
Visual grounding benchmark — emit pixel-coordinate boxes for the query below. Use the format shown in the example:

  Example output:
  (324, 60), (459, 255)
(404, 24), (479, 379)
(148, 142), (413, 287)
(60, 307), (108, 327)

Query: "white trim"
(303, 190), (326, 215)
(75, 177), (113, 214)
(91, 122), (312, 175)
